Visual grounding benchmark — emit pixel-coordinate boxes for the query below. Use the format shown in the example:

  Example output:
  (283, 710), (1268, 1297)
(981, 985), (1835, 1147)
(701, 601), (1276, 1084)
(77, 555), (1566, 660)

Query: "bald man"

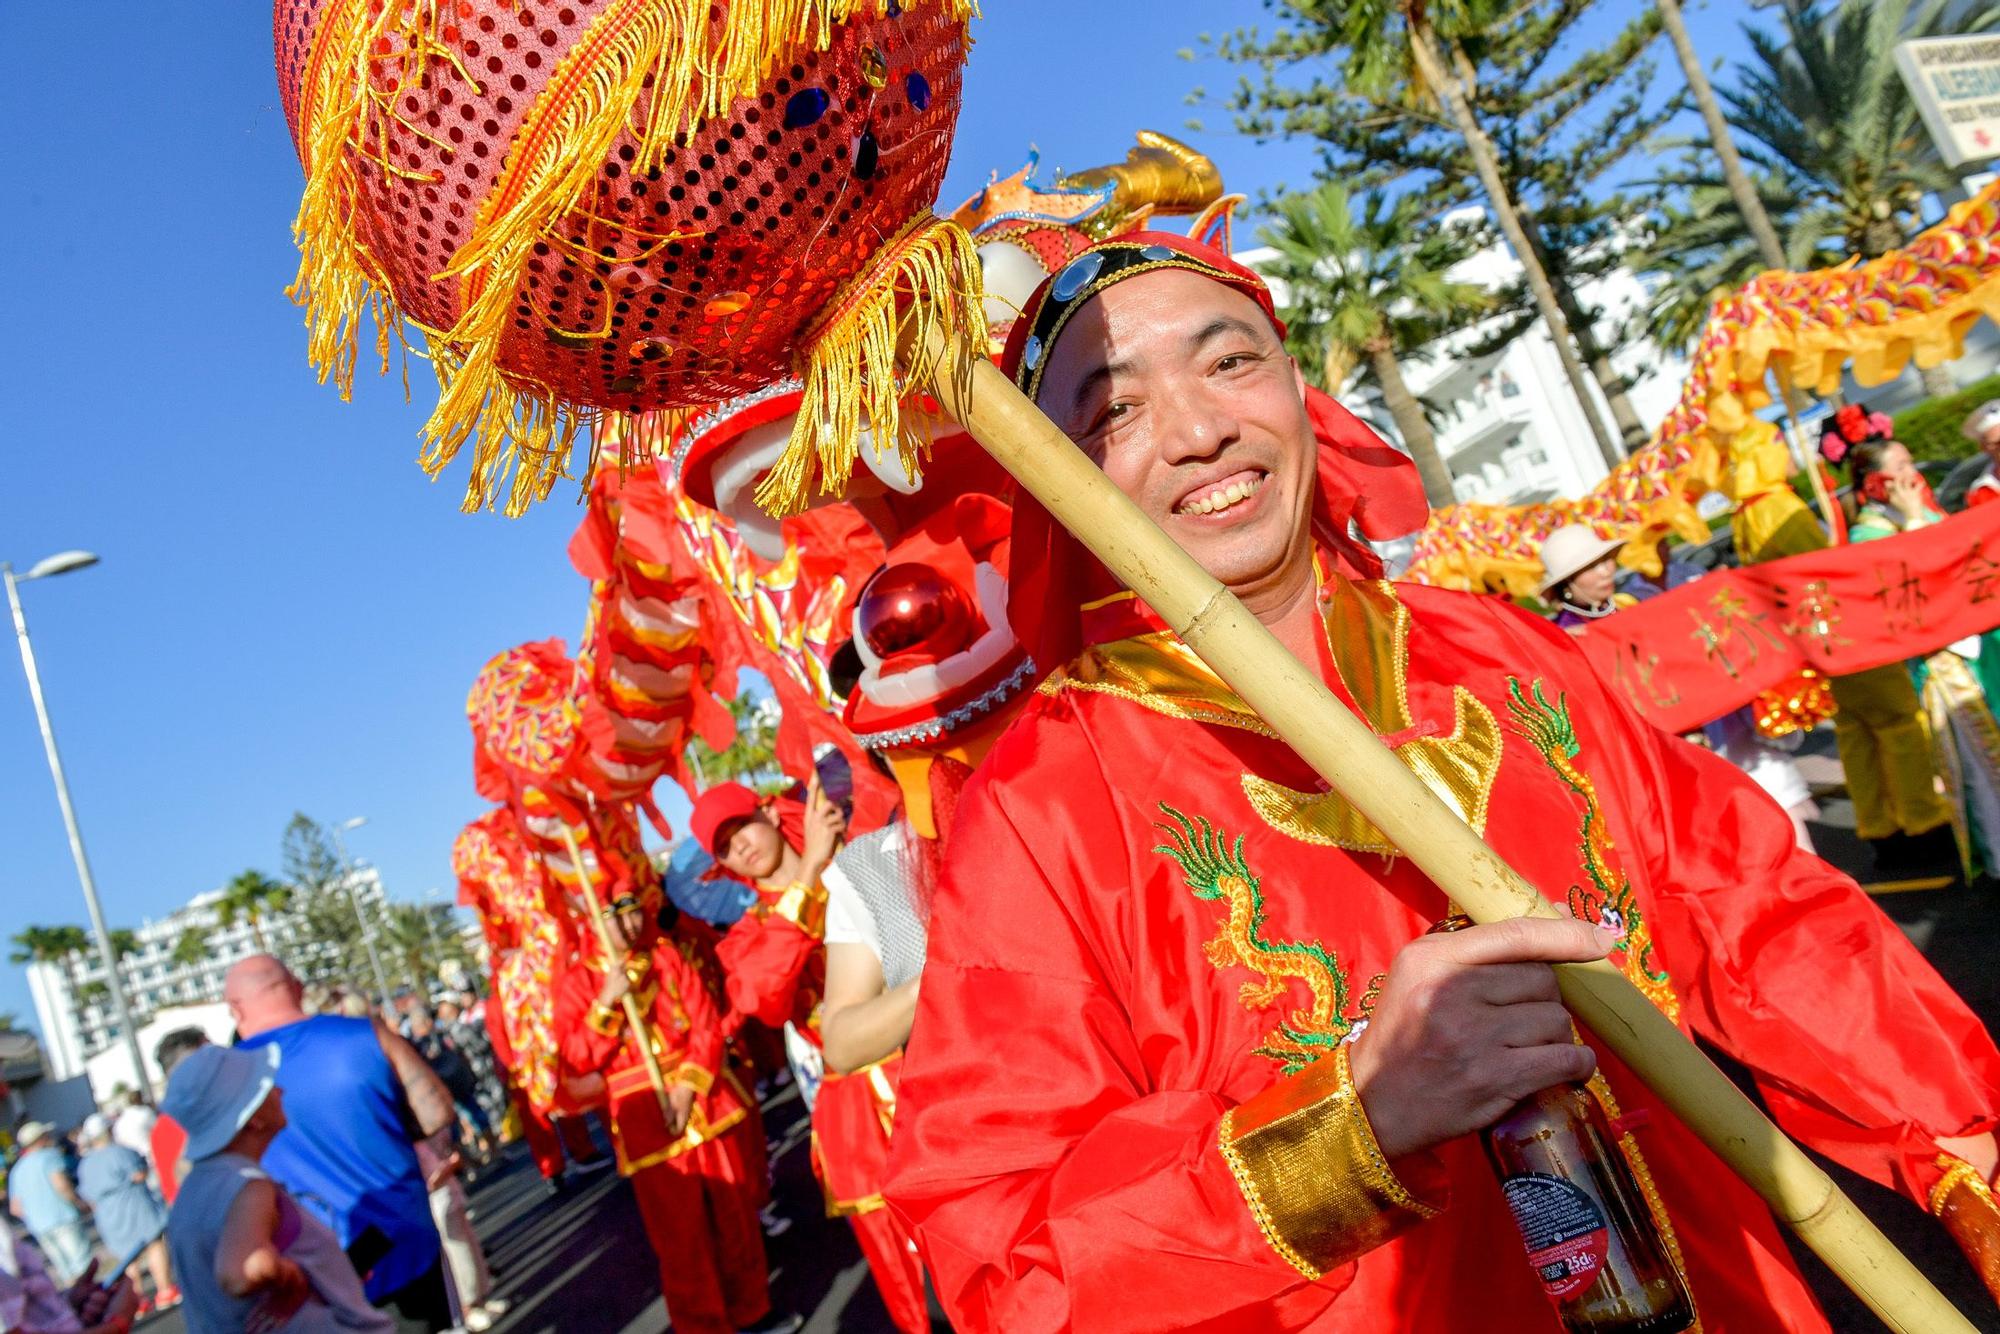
(225, 956), (459, 1332)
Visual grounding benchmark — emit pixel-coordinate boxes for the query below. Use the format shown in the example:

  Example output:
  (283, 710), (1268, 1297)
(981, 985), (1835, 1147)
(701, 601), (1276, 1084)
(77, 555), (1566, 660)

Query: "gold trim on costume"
(1218, 1045), (1439, 1280)
(766, 879), (829, 940)
(676, 1063), (715, 1097)
(1047, 575), (1505, 855)
(585, 1003), (625, 1037)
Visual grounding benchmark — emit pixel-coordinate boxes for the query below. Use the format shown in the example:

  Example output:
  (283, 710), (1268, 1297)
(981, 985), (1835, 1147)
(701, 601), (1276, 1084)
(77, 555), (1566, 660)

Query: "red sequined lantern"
(276, 1), (979, 515)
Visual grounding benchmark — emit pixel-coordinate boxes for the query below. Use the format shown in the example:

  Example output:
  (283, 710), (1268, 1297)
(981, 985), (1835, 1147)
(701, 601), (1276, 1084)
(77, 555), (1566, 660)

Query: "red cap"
(689, 782), (761, 857)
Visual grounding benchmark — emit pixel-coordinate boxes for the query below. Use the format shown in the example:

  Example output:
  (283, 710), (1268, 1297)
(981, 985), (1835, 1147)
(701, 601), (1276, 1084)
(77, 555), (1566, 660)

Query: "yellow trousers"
(1741, 497), (1950, 841)
(1829, 665), (1953, 840)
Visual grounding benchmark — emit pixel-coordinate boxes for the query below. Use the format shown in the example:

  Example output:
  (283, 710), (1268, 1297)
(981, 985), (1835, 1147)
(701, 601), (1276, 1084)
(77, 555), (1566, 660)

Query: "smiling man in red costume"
(882, 233), (2000, 1331)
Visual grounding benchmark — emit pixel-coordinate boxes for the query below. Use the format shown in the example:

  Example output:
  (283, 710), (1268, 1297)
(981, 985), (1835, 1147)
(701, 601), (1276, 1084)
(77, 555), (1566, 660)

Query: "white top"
(824, 849), (881, 961)
(113, 1104), (157, 1162)
(823, 824), (928, 989)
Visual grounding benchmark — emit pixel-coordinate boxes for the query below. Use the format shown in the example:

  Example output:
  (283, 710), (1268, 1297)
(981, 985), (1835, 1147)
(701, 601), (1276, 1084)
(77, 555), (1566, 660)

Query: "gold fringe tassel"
(754, 213), (989, 516)
(285, 0), (973, 515)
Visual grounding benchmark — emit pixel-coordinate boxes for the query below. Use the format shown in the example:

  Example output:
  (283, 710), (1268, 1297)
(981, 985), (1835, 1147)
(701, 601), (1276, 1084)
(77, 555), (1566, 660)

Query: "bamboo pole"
(555, 823), (674, 1123)
(915, 329), (1976, 1333)
(1773, 364), (1844, 540)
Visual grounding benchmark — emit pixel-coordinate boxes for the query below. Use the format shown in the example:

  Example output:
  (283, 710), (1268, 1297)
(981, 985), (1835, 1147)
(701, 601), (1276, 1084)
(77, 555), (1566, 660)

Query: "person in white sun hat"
(162, 1045), (391, 1333)
(1537, 523), (1629, 630)
(1960, 398), (2000, 509)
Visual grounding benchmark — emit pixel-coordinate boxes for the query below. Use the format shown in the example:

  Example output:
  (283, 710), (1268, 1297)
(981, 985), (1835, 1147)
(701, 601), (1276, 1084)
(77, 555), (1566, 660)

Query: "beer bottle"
(1430, 915), (1695, 1332)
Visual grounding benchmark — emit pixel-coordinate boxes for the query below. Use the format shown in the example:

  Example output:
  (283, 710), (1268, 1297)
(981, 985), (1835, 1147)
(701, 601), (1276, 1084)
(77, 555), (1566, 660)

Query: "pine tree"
(1207, 0), (1673, 459)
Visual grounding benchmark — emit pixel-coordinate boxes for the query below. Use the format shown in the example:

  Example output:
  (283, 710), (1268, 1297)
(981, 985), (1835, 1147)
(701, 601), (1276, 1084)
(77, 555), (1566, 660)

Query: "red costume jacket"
(557, 933), (749, 1174)
(887, 571), (2000, 1332)
(717, 881), (827, 1046)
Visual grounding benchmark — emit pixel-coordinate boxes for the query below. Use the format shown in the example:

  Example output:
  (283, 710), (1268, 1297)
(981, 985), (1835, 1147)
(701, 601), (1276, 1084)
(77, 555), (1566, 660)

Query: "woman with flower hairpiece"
(1826, 403), (2000, 878)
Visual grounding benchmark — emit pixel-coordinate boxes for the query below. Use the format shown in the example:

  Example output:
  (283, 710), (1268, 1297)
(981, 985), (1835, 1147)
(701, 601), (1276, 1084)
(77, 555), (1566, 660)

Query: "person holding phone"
(692, 775), (848, 1111)
(1830, 405), (2000, 878)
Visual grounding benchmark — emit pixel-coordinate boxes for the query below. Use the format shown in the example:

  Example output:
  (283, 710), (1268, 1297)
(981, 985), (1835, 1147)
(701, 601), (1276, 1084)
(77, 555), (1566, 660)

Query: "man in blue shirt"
(6, 1124), (91, 1286)
(225, 956), (459, 1332)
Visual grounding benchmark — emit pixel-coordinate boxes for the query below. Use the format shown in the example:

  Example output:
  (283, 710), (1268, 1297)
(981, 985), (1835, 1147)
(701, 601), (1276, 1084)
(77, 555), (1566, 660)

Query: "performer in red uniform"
(884, 233), (2000, 1331)
(694, 779), (847, 1096)
(556, 892), (799, 1334)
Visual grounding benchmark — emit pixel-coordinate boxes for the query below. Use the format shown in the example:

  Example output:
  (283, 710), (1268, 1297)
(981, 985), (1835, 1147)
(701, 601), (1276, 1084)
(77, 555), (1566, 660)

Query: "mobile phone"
(813, 745), (855, 820)
(344, 1225), (394, 1278)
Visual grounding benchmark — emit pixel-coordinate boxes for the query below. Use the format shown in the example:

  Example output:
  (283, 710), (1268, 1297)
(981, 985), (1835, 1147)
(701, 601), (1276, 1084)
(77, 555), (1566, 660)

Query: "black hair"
(153, 1026), (210, 1077)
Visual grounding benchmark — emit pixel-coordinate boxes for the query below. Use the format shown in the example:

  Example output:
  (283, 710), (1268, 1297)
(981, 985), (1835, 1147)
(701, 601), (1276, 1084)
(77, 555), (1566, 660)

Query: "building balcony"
(1438, 391), (1535, 464)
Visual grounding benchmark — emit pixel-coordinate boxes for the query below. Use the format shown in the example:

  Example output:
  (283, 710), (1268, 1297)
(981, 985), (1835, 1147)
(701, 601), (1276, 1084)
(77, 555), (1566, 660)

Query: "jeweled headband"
(1001, 233), (1285, 403)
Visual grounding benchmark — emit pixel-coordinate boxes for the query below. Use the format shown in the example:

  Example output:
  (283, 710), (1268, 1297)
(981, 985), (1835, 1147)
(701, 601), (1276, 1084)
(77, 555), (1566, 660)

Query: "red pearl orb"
(857, 564), (974, 663)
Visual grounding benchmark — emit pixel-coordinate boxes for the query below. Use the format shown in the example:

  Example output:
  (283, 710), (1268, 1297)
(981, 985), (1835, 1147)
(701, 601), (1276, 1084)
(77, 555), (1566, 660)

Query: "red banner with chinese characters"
(1573, 502), (2000, 732)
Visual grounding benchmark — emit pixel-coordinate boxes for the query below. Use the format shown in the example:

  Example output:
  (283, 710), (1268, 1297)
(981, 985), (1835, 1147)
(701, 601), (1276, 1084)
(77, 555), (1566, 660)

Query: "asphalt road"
(136, 730), (2000, 1332)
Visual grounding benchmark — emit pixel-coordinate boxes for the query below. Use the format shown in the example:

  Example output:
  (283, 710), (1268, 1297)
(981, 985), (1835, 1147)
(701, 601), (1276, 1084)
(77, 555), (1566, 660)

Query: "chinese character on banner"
(1778, 579), (1853, 656)
(1700, 588), (1787, 676)
(1967, 544), (2000, 606)
(1611, 640), (1681, 711)
(1873, 560), (1929, 636)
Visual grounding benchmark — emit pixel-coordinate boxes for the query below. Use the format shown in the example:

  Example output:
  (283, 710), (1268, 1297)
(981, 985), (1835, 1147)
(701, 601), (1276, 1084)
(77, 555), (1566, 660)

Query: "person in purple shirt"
(225, 956), (459, 1333)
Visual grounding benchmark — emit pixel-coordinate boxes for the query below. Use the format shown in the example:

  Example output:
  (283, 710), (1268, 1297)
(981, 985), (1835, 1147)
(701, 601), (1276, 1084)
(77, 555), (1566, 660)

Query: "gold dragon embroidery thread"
(1505, 678), (1681, 1024)
(1153, 802), (1381, 1075)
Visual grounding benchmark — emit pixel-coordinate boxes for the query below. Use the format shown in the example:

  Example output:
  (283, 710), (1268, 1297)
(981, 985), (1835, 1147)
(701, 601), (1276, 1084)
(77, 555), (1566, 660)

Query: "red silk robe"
(886, 571), (2000, 1332)
(717, 882), (827, 1044)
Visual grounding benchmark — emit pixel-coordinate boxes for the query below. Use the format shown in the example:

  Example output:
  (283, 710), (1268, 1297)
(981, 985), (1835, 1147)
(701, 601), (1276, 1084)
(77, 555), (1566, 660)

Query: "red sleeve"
(657, 941), (724, 1087)
(1492, 586), (2000, 1205)
(885, 752), (1393, 1334)
(715, 914), (818, 1034)
(556, 963), (623, 1078)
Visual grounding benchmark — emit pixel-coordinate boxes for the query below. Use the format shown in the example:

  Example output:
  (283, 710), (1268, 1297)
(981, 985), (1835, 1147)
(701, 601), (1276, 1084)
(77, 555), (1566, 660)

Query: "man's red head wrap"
(998, 231), (1430, 671)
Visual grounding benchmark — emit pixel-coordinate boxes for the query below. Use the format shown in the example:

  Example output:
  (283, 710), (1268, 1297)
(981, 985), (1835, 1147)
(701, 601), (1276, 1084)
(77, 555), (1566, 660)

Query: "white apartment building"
(26, 868), (387, 1082)
(1240, 222), (1691, 508)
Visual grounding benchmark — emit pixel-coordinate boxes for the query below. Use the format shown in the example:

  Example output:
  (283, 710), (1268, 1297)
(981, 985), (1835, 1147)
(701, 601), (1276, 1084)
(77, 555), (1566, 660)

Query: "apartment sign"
(1896, 35), (2000, 167)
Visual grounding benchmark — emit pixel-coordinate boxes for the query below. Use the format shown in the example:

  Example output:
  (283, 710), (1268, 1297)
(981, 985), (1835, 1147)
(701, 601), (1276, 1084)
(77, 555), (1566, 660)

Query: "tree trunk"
(1659, 0), (1786, 271)
(1920, 363), (1957, 399)
(1409, 21), (1623, 470)
(1368, 340), (1457, 508)
(251, 916), (267, 954)
(1520, 219), (1651, 449)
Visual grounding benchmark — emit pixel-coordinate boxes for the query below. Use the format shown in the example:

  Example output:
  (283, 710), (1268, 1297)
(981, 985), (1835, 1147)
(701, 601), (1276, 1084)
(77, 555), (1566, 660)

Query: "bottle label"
(1499, 1172), (1610, 1299)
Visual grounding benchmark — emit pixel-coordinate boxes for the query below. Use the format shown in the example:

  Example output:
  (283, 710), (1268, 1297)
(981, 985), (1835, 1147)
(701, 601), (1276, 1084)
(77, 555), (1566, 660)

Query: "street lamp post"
(329, 817), (394, 1022)
(3, 552), (153, 1099)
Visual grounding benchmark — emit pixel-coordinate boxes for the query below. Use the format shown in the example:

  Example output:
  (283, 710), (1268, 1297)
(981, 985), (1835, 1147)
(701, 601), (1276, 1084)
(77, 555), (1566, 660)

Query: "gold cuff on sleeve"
(675, 1063), (715, 1097)
(586, 1002), (626, 1037)
(1218, 1044), (1444, 1281)
(770, 880), (828, 940)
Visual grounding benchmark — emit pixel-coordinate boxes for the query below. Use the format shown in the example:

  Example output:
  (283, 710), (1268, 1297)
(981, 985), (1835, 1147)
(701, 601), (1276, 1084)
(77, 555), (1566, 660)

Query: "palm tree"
(10, 924), (91, 995)
(1656, 0), (1786, 272)
(76, 979), (110, 1010)
(170, 926), (208, 970)
(687, 693), (782, 791)
(0, 1012), (17, 1032)
(217, 870), (292, 953)
(1641, 0), (1987, 385)
(378, 902), (458, 993)
(1256, 182), (1491, 507)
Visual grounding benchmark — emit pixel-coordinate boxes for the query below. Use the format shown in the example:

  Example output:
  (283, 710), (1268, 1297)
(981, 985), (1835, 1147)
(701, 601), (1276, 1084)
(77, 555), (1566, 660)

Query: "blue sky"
(0, 1), (1754, 1040)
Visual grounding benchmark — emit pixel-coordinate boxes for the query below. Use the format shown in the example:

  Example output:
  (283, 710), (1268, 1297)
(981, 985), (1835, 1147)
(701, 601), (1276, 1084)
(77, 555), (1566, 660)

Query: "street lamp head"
(24, 551), (99, 581)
